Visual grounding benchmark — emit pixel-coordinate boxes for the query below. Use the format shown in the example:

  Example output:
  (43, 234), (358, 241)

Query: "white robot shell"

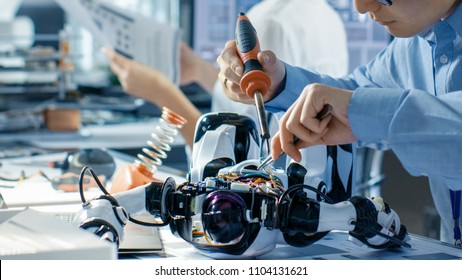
(73, 198), (128, 245)
(189, 112), (261, 182)
(194, 227), (280, 259)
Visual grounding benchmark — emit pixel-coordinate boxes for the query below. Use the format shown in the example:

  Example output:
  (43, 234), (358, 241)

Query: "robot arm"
(73, 177), (175, 246)
(278, 187), (409, 249)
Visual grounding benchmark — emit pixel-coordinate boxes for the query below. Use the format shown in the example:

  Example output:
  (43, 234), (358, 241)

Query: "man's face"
(354, 0), (461, 37)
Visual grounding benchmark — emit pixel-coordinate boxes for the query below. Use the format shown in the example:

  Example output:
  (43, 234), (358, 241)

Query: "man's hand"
(216, 40), (286, 104)
(271, 83), (357, 162)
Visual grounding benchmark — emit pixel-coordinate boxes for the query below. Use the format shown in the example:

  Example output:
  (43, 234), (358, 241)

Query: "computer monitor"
(190, 0), (391, 71)
(16, 0), (65, 49)
(192, 0), (261, 63)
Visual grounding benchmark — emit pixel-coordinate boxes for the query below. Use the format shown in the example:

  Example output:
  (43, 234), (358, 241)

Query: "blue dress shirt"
(266, 5), (462, 244)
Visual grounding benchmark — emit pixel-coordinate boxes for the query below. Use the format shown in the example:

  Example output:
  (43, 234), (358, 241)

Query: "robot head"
(189, 112), (260, 182)
(190, 112), (355, 206)
(168, 165), (285, 258)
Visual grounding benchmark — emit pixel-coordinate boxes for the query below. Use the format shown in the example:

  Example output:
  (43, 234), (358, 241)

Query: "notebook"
(0, 208), (116, 259)
(7, 204), (163, 255)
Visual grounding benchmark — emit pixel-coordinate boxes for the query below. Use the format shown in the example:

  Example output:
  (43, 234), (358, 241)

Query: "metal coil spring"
(136, 107), (187, 174)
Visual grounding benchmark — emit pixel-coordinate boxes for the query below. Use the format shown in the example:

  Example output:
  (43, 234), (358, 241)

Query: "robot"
(73, 112), (410, 258)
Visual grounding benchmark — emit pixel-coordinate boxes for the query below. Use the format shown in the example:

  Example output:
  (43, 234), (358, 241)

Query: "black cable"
(278, 184), (335, 205)
(78, 165), (168, 227)
(79, 165), (107, 203)
(0, 170), (31, 182)
(128, 216), (169, 227)
(0, 175), (22, 182)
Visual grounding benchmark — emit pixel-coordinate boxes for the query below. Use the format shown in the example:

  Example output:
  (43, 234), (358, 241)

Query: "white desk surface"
(0, 151), (187, 208)
(153, 227), (462, 260)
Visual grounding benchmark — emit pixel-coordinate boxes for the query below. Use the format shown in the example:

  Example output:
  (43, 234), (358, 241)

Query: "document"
(54, 0), (181, 83)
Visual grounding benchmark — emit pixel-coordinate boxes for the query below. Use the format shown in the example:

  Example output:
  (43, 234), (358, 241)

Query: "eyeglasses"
(376, 0), (392, 5)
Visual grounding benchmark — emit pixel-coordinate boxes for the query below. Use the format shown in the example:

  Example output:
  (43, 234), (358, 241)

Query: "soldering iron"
(235, 12), (272, 155)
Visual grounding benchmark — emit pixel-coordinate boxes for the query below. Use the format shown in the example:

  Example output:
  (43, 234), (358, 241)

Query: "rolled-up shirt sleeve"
(266, 64), (358, 113)
(349, 87), (407, 145)
(350, 87), (462, 188)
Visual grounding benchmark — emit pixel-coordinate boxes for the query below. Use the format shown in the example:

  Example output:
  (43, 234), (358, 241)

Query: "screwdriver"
(257, 105), (332, 170)
(235, 12), (272, 154)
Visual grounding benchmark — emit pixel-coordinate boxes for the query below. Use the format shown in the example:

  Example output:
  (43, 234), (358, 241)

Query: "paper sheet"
(54, 0), (180, 83)
(0, 208), (116, 259)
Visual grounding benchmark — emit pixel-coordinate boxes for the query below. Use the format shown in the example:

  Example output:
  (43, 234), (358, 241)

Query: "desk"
(154, 228), (462, 260)
(0, 119), (186, 150)
(0, 150), (186, 259)
(0, 118), (189, 171)
(0, 150), (186, 207)
(1, 151), (461, 260)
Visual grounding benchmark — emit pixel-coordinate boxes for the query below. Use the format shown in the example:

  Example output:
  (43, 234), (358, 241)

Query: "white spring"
(136, 107), (187, 174)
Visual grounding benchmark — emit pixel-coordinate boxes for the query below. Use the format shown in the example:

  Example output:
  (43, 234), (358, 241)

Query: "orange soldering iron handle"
(235, 12), (271, 98)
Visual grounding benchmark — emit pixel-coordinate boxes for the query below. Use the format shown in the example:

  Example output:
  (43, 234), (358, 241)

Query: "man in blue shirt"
(217, 0), (462, 246)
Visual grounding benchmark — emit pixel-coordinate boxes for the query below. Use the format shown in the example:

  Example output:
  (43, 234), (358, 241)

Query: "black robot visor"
(167, 170), (283, 255)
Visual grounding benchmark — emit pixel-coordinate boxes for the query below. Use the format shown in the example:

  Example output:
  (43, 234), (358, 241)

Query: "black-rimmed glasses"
(376, 0), (392, 5)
